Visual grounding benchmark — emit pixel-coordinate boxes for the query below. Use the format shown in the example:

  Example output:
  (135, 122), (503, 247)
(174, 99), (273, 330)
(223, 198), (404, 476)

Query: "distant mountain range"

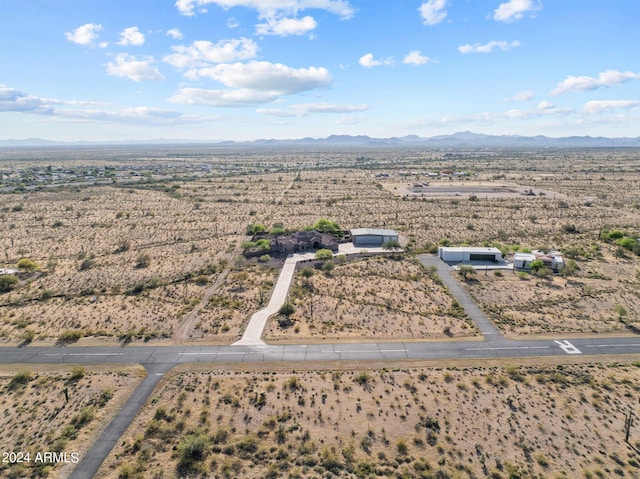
(2, 132), (640, 148)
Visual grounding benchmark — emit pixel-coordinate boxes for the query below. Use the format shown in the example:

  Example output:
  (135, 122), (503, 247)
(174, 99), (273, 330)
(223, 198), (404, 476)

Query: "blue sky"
(1, 0), (639, 141)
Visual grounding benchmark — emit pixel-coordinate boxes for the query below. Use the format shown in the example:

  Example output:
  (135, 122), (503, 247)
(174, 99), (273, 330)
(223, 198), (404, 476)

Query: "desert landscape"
(1, 147), (639, 345)
(97, 360), (640, 479)
(1, 145), (640, 479)
(0, 364), (145, 479)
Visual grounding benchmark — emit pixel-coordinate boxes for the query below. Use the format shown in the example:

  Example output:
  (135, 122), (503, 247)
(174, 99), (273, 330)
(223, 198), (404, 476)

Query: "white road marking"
(465, 346), (549, 351)
(179, 352), (218, 355)
(44, 353), (124, 356)
(554, 340), (582, 354)
(584, 343), (640, 348)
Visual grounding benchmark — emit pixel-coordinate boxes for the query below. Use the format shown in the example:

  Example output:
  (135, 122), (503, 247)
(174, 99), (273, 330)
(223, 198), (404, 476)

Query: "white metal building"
(438, 247), (503, 263)
(514, 251), (565, 272)
(350, 228), (399, 247)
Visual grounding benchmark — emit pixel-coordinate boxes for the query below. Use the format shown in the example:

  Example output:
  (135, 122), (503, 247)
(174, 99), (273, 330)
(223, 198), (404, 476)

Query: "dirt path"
(172, 176), (296, 344)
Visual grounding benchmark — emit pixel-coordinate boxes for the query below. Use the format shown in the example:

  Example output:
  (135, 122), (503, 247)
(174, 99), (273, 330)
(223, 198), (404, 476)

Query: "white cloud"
(583, 100), (640, 114)
(552, 70), (640, 95)
(175, 0), (354, 19)
(65, 23), (103, 45)
(458, 40), (520, 54)
(359, 53), (380, 68)
(189, 61), (332, 93)
(256, 15), (317, 36)
(358, 53), (393, 68)
(0, 85), (198, 125)
(258, 102), (368, 116)
(493, 0), (540, 22)
(105, 54), (164, 82)
(170, 87), (279, 106)
(172, 61), (332, 107)
(505, 90), (535, 101)
(403, 50), (430, 65)
(166, 28), (183, 40)
(117, 26), (145, 46)
(163, 38), (258, 68)
(0, 85), (53, 113)
(419, 0), (447, 26)
(537, 100), (554, 110)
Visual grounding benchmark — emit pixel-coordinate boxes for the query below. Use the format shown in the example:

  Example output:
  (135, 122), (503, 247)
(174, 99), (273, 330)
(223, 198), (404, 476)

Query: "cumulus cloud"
(0, 85), (197, 125)
(552, 70), (640, 95)
(0, 85), (53, 114)
(505, 90), (535, 101)
(256, 15), (317, 36)
(169, 87), (280, 107)
(458, 40), (520, 54)
(257, 102), (369, 116)
(175, 0), (354, 19)
(166, 28), (183, 40)
(163, 38), (258, 68)
(403, 50), (430, 65)
(358, 53), (393, 68)
(493, 0), (540, 22)
(583, 100), (640, 114)
(188, 61), (332, 93)
(171, 61), (332, 107)
(65, 23), (103, 45)
(419, 0), (447, 26)
(105, 54), (164, 82)
(537, 100), (554, 110)
(117, 26), (145, 46)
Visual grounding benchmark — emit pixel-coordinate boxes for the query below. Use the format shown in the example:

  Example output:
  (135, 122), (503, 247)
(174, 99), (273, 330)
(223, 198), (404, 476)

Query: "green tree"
(246, 223), (267, 235)
(313, 218), (340, 233)
(0, 275), (19, 292)
(17, 258), (39, 272)
(279, 302), (295, 317)
(176, 432), (210, 477)
(315, 249), (334, 261)
(560, 258), (578, 278)
(529, 259), (545, 271)
(458, 264), (476, 280)
(382, 239), (401, 251)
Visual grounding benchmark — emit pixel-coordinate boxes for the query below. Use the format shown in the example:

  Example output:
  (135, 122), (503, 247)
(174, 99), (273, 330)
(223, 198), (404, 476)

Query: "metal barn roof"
(350, 228), (399, 236)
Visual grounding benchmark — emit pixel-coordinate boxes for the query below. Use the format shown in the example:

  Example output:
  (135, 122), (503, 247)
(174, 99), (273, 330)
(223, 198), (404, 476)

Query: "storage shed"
(438, 247), (503, 263)
(350, 228), (399, 247)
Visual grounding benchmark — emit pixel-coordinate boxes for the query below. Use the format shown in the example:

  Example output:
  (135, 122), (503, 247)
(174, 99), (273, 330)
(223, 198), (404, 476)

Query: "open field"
(462, 247), (640, 337)
(97, 360), (640, 479)
(0, 364), (145, 479)
(1, 146), (639, 343)
(265, 256), (478, 342)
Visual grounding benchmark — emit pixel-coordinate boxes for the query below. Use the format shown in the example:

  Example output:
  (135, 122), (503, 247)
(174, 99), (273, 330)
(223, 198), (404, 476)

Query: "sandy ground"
(97, 360), (640, 479)
(463, 248), (640, 337)
(264, 256), (478, 342)
(0, 364), (145, 479)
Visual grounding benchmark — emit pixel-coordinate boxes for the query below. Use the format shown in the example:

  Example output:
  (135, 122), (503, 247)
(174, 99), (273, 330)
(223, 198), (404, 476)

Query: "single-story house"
(514, 251), (565, 272)
(350, 228), (399, 247)
(276, 231), (338, 254)
(438, 247), (503, 263)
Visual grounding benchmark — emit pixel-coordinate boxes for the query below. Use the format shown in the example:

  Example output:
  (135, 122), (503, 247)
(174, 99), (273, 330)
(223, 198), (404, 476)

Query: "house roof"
(350, 228), (398, 237)
(439, 247), (502, 254)
(514, 253), (536, 261)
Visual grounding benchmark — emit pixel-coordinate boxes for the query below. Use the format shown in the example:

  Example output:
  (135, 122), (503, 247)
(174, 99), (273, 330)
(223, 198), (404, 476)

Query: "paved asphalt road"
(2, 253), (640, 478)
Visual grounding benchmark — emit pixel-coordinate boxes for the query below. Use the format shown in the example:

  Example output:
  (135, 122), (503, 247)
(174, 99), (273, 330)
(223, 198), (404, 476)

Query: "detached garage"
(438, 247), (503, 263)
(350, 228), (399, 247)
